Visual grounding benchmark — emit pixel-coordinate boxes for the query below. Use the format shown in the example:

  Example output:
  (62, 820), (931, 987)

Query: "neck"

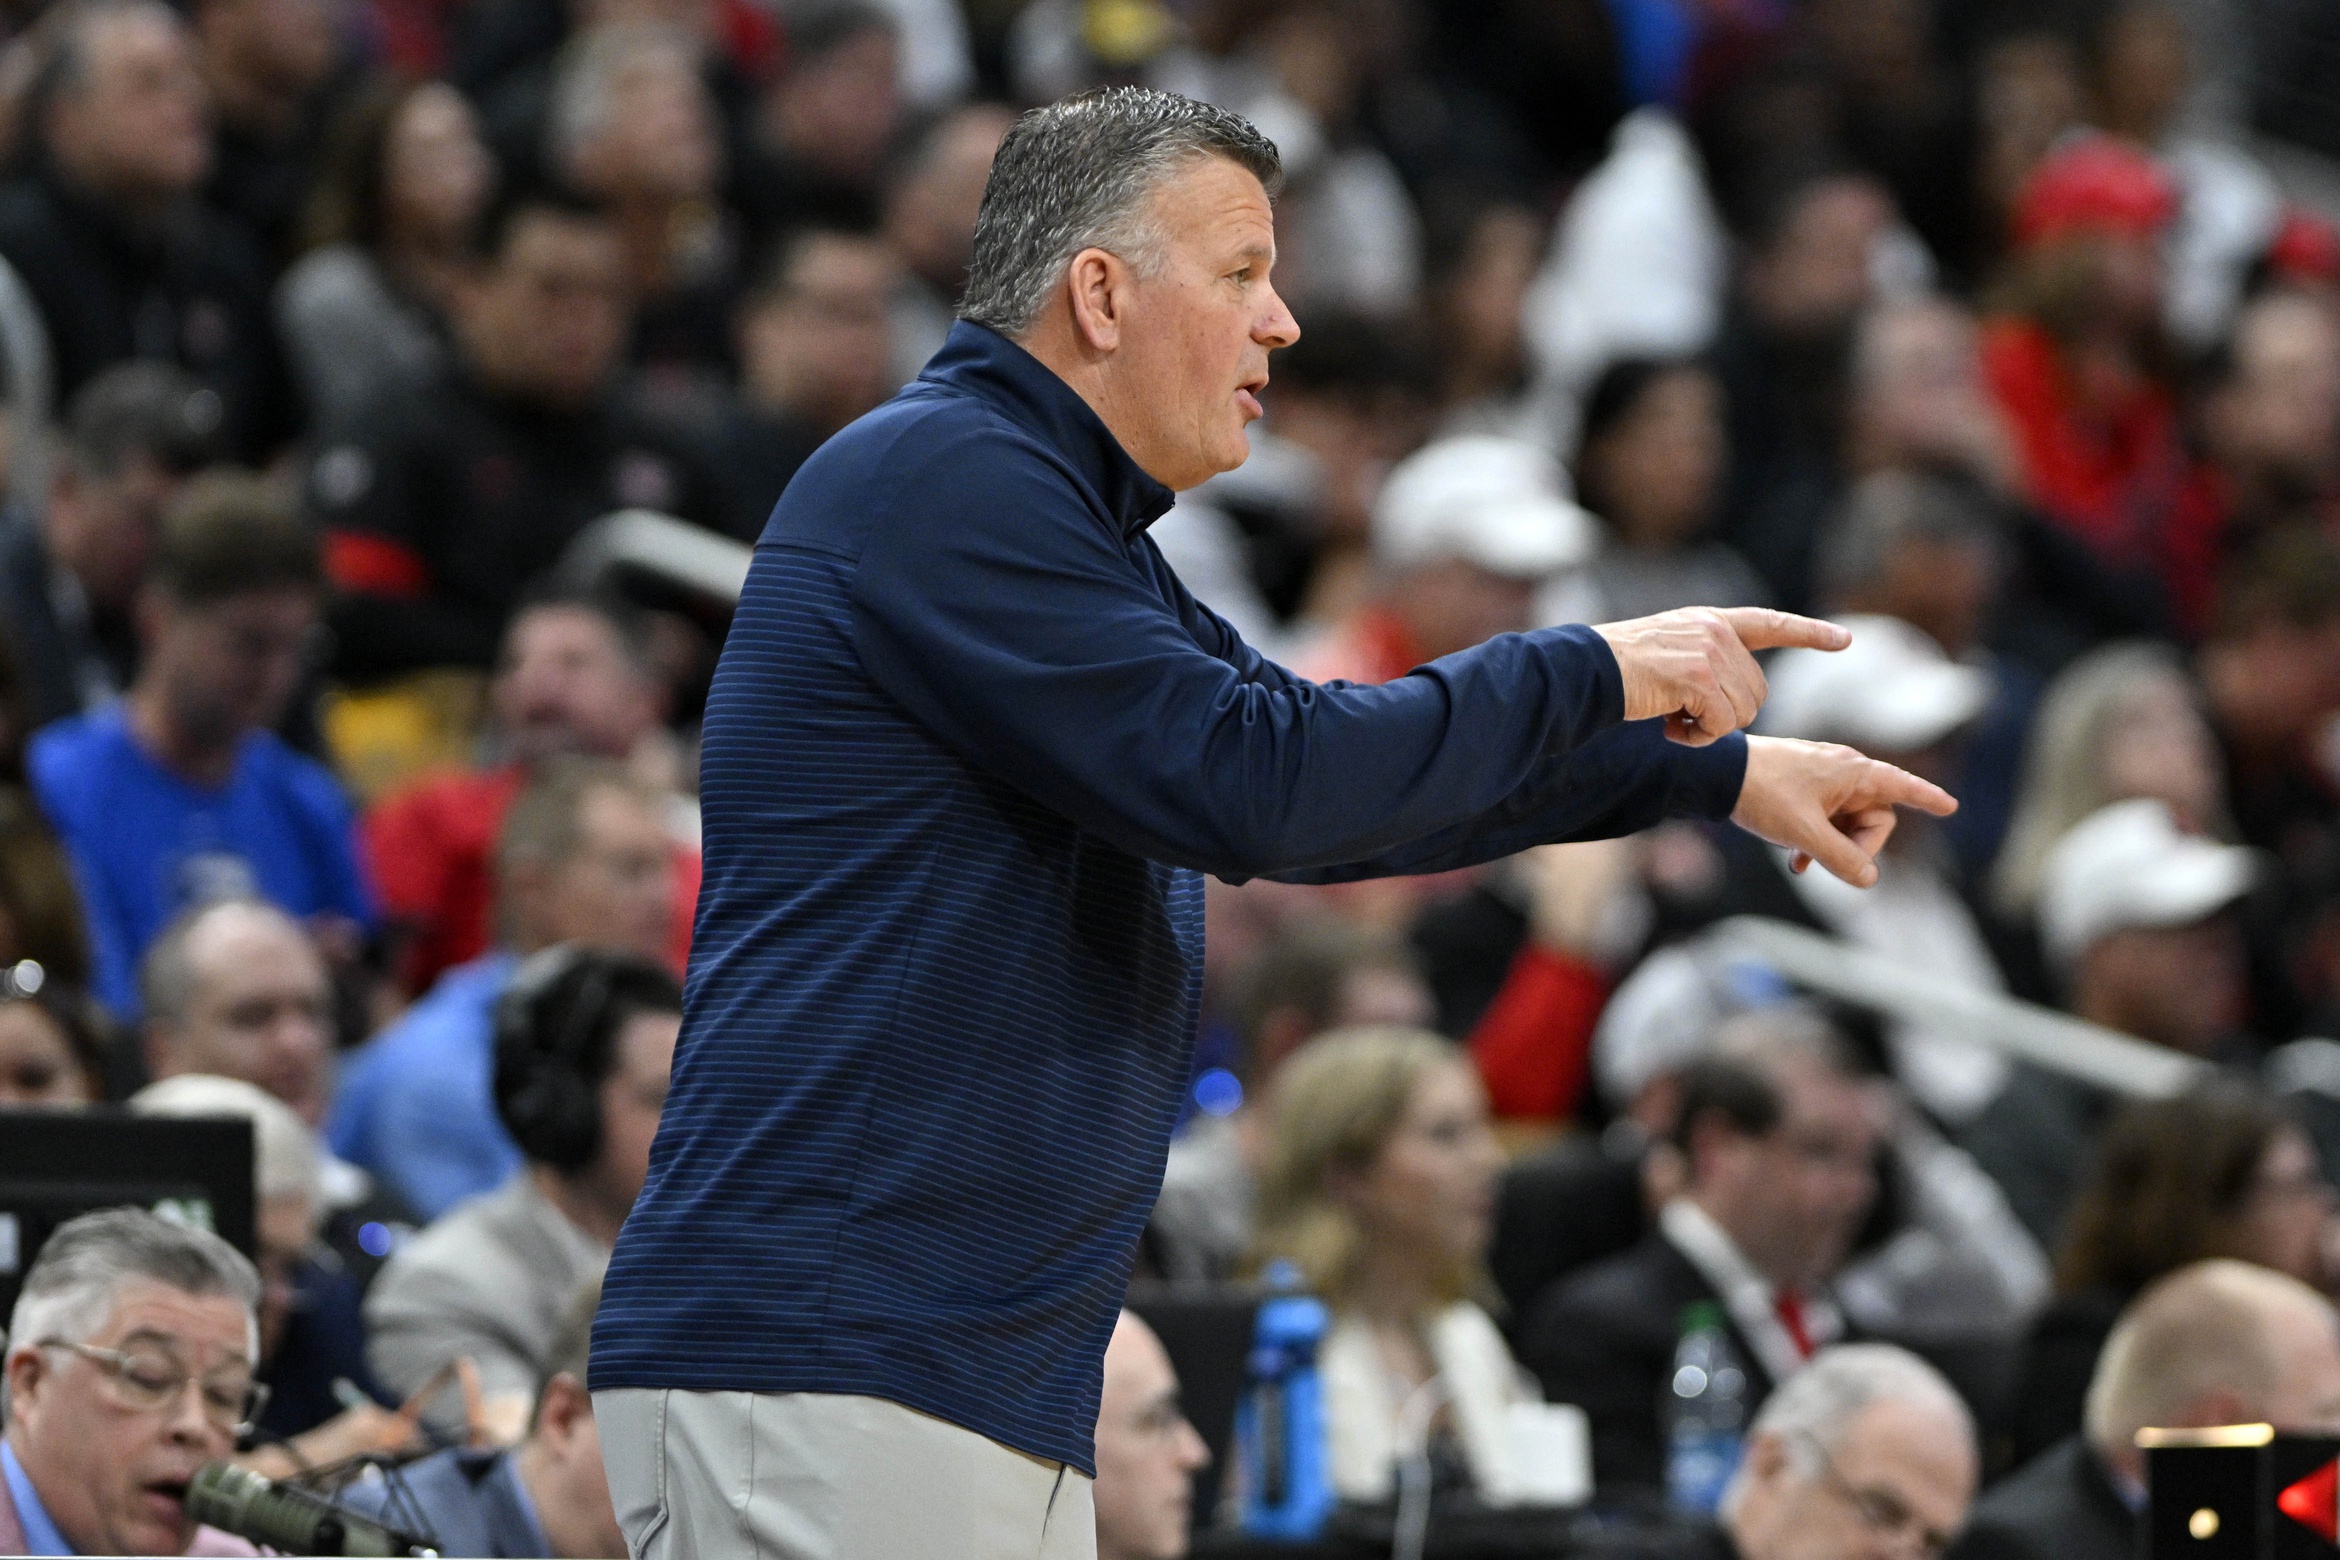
(1346, 1245), (1446, 1326)
(125, 680), (240, 786)
(528, 1164), (624, 1249)
(1015, 321), (1182, 490)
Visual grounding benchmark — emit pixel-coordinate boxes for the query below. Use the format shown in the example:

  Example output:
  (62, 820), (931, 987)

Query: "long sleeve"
(848, 425), (1743, 881)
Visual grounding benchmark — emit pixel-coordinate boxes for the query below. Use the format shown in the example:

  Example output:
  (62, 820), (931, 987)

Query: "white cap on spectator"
(2039, 800), (2259, 969)
(1758, 614), (1989, 751)
(1372, 435), (1597, 579)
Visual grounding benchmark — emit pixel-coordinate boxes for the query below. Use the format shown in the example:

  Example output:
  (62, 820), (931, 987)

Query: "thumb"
(1718, 607), (1852, 654)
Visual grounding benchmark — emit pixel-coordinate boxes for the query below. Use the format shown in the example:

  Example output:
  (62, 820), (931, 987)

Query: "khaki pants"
(595, 1388), (1097, 1560)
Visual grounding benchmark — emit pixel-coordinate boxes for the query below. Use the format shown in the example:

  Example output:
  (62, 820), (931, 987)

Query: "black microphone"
(184, 1462), (437, 1556)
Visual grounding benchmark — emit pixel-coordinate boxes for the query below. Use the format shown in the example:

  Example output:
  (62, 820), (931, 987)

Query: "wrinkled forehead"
(86, 1279), (258, 1365)
(1142, 154), (1278, 265)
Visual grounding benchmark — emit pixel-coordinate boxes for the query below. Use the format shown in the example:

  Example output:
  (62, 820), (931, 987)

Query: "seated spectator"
(0, 957), (107, 1104)
(1546, 357), (1768, 625)
(364, 590), (698, 997)
(1981, 136), (2221, 630)
(1147, 920), (1433, 1282)
(2003, 1083), (2332, 1465)
(2199, 290), (2340, 548)
(1297, 434), (1594, 685)
(546, 24), (737, 390)
(364, 945), (679, 1442)
(1249, 1026), (1555, 1506)
(2197, 530), (2340, 880)
(1093, 1309), (1210, 1560)
(708, 224), (897, 539)
(333, 758), (678, 1218)
(0, 364), (218, 732)
(309, 183), (718, 679)
(1744, 616), (2008, 1124)
(1949, 1260), (2340, 1560)
(26, 474), (373, 1017)
(735, 3), (900, 238)
(190, 0), (351, 268)
(1963, 800), (2261, 1245)
(1522, 1025), (1883, 1493)
(129, 1074), (422, 1470)
(879, 103), (1013, 385)
(275, 81), (495, 432)
(138, 899), (413, 1278)
(0, 0), (291, 462)
(1991, 642), (2227, 924)
(0, 1206), (263, 1555)
(342, 1278), (624, 1557)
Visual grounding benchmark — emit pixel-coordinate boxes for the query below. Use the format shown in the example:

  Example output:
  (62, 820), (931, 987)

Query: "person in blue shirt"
(592, 88), (1956, 1560)
(26, 470), (374, 1016)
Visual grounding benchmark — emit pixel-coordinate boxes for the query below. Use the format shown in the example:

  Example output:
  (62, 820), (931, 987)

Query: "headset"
(492, 946), (625, 1174)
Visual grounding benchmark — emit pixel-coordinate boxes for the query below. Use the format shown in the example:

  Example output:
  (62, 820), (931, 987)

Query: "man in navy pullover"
(591, 88), (1954, 1559)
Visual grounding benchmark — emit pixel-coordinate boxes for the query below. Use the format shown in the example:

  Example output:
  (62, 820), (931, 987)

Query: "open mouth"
(146, 1479), (189, 1513)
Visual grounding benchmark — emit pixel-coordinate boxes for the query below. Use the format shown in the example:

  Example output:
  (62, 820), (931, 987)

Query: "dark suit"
(1947, 1437), (2134, 1560)
(1518, 1230), (1778, 1493)
(1489, 1131), (1650, 1332)
(339, 1447), (549, 1558)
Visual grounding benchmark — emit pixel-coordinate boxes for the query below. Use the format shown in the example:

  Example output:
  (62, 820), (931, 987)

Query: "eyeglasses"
(38, 1340), (269, 1437)
(1796, 1432), (1956, 1560)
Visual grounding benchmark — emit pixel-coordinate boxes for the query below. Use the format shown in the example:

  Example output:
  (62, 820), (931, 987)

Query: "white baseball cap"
(1757, 614), (1990, 752)
(2038, 798), (2259, 969)
(1372, 435), (1598, 580)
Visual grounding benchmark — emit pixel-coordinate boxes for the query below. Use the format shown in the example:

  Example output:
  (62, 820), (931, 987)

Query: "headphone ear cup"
(505, 1071), (601, 1172)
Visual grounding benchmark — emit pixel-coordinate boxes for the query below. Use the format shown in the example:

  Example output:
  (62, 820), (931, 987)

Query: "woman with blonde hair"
(1992, 640), (2228, 918)
(1249, 1025), (1549, 1504)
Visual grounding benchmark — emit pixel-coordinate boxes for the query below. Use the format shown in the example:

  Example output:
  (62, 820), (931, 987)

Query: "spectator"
(0, 789), (96, 990)
(547, 24), (736, 390)
(129, 1074), (422, 1470)
(1550, 357), (1767, 625)
(2198, 290), (2340, 548)
(1147, 920), (1433, 1283)
(1949, 1260), (2340, 1560)
(139, 898), (333, 1126)
(335, 758), (677, 1219)
(1092, 1309), (1210, 1560)
(0, 956), (107, 1104)
(191, 0), (351, 268)
(275, 80), (495, 432)
(879, 102), (1012, 385)
(1426, 198), (1543, 434)
(2003, 1082), (2334, 1467)
(363, 590), (697, 998)
(0, 363), (219, 732)
(1992, 642), (2228, 923)
(341, 1278), (625, 1557)
(0, 0), (292, 461)
(26, 473), (373, 1017)
(708, 224), (896, 539)
(737, 2), (900, 237)
(0, 1206), (263, 1556)
(1980, 135), (2221, 630)
(1298, 434), (1594, 684)
(309, 183), (717, 680)
(1522, 1025), (1883, 1493)
(1962, 800), (2260, 1247)
(2197, 530), (2340, 877)
(1248, 1026), (1556, 1506)
(364, 946), (679, 1443)
(1749, 616), (2007, 1123)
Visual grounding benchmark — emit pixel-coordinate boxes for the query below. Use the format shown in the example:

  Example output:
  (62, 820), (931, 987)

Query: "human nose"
(1254, 284), (1299, 350)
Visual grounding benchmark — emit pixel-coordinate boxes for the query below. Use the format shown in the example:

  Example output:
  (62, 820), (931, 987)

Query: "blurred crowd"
(3, 0), (2340, 1553)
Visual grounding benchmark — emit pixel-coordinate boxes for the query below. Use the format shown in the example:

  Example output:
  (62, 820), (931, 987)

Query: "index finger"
(1854, 759), (1959, 818)
(1717, 607), (1853, 654)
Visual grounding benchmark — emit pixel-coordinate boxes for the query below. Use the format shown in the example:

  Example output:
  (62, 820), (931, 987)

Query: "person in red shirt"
(1981, 135), (2225, 632)
(365, 586), (699, 995)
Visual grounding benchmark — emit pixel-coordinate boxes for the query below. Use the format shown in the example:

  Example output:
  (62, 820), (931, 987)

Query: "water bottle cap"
(1261, 1259), (1305, 1292)
(1680, 1301), (1726, 1334)
(1255, 1293), (1328, 1343)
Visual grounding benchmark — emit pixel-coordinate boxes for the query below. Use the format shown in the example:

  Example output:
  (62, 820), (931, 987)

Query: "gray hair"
(138, 897), (306, 1029)
(1722, 1344), (1972, 1518)
(1814, 469), (2004, 610)
(958, 88), (1282, 339)
(132, 1074), (325, 1214)
(4, 1208), (261, 1370)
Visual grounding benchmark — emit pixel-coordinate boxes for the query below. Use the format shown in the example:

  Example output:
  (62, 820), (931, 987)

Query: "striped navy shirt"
(590, 321), (1750, 1473)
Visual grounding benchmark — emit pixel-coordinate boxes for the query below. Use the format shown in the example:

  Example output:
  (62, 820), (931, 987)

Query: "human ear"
(1065, 247), (1126, 353)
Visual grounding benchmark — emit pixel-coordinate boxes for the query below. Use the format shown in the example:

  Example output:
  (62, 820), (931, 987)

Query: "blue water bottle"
(1236, 1262), (1336, 1538)
(1666, 1301), (1749, 1516)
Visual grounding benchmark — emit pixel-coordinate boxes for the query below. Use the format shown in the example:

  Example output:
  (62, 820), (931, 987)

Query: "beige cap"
(1372, 435), (1598, 579)
(2038, 799), (2259, 968)
(1758, 614), (1990, 752)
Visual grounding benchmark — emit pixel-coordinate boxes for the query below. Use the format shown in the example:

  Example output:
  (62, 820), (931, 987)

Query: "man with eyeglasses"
(0, 1206), (267, 1555)
(25, 471), (375, 1018)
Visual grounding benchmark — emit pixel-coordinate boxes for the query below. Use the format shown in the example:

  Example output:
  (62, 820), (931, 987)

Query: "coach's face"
(1087, 157), (1300, 492)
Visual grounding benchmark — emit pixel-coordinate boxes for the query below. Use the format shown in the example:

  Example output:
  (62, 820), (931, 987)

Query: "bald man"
(1093, 1312), (1209, 1560)
(141, 898), (335, 1127)
(1950, 1260), (2340, 1560)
